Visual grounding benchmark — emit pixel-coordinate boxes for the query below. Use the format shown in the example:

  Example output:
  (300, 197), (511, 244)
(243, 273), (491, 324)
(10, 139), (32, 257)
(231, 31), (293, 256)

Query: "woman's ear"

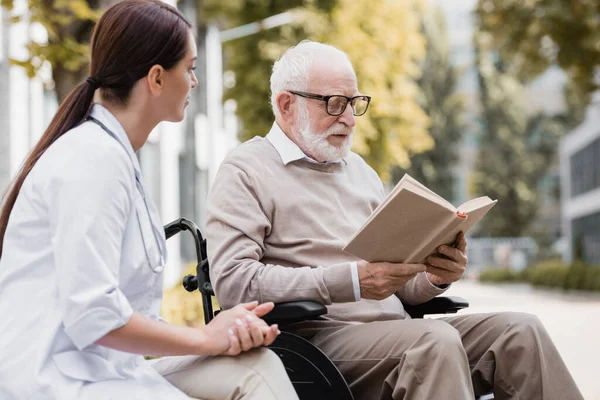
(276, 91), (296, 123)
(147, 65), (164, 96)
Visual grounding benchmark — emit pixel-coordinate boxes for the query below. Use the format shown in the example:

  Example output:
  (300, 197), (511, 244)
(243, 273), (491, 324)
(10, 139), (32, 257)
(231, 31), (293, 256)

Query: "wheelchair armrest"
(403, 296), (469, 319)
(263, 301), (327, 326)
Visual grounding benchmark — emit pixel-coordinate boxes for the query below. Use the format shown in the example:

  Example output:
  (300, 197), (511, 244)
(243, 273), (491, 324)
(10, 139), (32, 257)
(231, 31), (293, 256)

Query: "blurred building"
(560, 93), (600, 265)
(0, 0), (239, 287)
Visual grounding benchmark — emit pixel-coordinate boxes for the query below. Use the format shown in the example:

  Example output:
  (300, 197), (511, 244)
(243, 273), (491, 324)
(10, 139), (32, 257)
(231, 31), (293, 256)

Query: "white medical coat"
(0, 104), (189, 399)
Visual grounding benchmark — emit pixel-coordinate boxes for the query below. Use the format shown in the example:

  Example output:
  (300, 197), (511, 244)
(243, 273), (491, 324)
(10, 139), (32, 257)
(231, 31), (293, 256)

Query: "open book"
(343, 174), (497, 263)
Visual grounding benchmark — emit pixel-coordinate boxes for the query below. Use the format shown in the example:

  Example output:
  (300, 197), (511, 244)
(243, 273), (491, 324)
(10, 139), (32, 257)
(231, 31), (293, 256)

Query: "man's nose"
(337, 102), (356, 127)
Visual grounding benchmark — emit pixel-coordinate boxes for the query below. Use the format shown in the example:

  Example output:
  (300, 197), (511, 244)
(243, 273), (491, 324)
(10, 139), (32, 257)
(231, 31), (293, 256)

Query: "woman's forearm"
(95, 311), (209, 356)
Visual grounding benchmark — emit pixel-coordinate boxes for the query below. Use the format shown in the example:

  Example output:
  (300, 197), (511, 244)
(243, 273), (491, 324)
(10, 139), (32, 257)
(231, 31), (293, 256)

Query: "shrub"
(563, 261), (588, 290)
(521, 259), (600, 292)
(528, 260), (569, 288)
(479, 268), (520, 283)
(581, 264), (600, 292)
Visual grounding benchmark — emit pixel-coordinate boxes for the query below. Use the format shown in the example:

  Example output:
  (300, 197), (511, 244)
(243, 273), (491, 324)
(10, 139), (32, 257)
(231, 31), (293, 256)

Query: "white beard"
(296, 101), (354, 162)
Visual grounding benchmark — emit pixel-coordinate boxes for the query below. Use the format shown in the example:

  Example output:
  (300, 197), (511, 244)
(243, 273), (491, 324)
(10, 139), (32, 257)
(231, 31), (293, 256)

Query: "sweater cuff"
(419, 272), (450, 296)
(322, 261), (356, 303)
(424, 271), (451, 289)
(350, 261), (361, 301)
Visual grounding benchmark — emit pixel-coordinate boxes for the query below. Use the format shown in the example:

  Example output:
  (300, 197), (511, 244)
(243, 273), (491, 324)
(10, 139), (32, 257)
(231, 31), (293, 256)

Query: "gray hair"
(270, 40), (353, 119)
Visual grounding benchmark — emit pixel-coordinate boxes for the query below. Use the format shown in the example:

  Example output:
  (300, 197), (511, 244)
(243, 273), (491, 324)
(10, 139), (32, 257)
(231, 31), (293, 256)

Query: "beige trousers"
(304, 312), (583, 400)
(150, 347), (298, 400)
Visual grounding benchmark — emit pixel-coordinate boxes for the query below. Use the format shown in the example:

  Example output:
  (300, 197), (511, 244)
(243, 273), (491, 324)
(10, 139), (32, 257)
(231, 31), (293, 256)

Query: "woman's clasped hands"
(202, 301), (280, 356)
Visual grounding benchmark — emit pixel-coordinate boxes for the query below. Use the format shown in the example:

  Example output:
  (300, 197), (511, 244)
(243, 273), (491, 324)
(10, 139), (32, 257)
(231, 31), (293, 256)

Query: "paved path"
(441, 280), (600, 400)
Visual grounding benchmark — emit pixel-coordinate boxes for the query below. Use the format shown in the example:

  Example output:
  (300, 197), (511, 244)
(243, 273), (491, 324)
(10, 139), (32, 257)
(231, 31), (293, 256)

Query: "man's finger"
(248, 323), (264, 347)
(426, 255), (458, 272)
(252, 302), (275, 318)
(438, 245), (467, 264)
(239, 301), (259, 311)
(455, 231), (467, 253)
(263, 325), (280, 346)
(226, 328), (241, 356)
(390, 273), (418, 288)
(389, 263), (426, 277)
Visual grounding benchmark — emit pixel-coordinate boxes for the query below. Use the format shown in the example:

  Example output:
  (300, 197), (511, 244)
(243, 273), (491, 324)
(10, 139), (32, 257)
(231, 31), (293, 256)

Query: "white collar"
(89, 103), (142, 176)
(265, 122), (342, 165)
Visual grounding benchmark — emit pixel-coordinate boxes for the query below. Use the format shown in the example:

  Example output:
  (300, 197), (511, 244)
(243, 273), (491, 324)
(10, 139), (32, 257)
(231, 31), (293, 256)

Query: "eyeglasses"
(288, 90), (371, 116)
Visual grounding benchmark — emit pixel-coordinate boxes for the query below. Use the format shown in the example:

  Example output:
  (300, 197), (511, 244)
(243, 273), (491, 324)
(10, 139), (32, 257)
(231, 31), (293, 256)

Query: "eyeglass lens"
(327, 96), (369, 116)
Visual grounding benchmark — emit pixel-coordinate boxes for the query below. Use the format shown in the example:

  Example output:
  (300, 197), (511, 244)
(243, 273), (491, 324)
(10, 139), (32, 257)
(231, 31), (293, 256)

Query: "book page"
(458, 196), (494, 213)
(343, 188), (455, 263)
(388, 174), (452, 208)
(406, 214), (465, 263)
(361, 174), (455, 231)
(412, 199), (498, 262)
(343, 173), (498, 264)
(401, 180), (455, 211)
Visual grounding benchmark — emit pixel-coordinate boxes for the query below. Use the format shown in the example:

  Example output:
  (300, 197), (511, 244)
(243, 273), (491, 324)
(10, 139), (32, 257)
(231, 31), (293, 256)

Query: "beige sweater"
(206, 136), (447, 324)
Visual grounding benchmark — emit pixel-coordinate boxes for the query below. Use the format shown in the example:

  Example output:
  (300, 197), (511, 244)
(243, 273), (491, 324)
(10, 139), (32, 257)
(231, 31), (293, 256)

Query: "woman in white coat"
(0, 1), (298, 399)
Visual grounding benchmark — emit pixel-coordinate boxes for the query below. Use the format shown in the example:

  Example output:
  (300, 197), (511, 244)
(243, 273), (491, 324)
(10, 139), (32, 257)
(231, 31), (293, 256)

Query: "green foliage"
(528, 260), (570, 288)
(324, 0), (431, 182)
(480, 259), (600, 292)
(471, 14), (567, 237)
(204, 0), (331, 145)
(581, 264), (600, 292)
(471, 0), (600, 237)
(392, 6), (465, 200)
(1, 0), (101, 77)
(477, 0), (600, 119)
(479, 267), (521, 283)
(563, 260), (587, 290)
(6, 0), (433, 179)
(209, 0), (431, 182)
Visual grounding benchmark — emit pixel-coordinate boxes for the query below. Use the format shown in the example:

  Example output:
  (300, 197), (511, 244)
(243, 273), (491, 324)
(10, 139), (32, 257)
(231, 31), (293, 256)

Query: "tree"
(476, 0), (600, 127)
(470, 0), (595, 238)
(203, 0), (337, 147)
(0, 0), (117, 102)
(6, 0), (433, 182)
(392, 6), (465, 201)
(207, 0), (431, 182)
(323, 0), (431, 181)
(471, 29), (565, 237)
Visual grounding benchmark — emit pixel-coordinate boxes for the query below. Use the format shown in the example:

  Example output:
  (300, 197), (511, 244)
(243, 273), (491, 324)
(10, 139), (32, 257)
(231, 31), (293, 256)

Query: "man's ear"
(276, 91), (295, 123)
(147, 65), (164, 96)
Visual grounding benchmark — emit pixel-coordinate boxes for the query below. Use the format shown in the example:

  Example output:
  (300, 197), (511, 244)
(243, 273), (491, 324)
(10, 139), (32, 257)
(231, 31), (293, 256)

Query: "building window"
(570, 135), (600, 197)
(572, 211), (600, 266)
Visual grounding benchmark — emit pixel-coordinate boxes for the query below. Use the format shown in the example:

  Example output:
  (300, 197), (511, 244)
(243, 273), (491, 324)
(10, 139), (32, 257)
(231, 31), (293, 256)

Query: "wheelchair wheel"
(268, 331), (354, 400)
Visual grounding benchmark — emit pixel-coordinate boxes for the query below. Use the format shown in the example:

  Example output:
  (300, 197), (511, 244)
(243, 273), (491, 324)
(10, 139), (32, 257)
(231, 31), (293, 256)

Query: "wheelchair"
(165, 218), (494, 400)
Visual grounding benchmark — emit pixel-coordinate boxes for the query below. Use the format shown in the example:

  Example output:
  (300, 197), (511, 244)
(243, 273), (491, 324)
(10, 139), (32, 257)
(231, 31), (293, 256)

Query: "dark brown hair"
(0, 0), (192, 258)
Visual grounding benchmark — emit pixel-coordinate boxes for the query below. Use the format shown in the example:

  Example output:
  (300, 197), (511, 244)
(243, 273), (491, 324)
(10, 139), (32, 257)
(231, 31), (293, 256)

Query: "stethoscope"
(88, 116), (166, 273)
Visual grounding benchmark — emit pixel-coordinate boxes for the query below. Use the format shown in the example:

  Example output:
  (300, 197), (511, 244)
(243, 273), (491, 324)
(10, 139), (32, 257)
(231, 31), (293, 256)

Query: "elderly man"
(206, 40), (582, 400)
